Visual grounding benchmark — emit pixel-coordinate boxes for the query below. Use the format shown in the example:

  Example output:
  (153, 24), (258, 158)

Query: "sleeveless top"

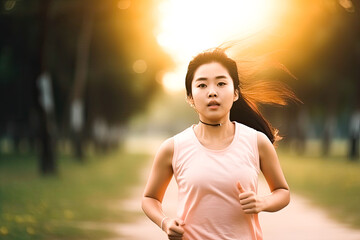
(172, 122), (263, 240)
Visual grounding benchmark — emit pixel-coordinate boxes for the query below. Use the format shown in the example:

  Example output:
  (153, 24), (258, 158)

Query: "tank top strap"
(172, 126), (196, 177)
(234, 122), (260, 173)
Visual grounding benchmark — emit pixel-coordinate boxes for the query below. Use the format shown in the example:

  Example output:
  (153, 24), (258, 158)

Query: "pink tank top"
(172, 122), (263, 240)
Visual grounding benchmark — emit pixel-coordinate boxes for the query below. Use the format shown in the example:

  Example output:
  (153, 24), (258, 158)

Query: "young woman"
(142, 48), (294, 240)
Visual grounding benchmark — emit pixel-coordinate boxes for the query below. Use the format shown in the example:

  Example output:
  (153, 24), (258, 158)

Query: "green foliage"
(279, 145), (360, 228)
(0, 150), (149, 239)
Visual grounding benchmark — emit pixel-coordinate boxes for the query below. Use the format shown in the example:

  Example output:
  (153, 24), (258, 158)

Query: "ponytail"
(231, 95), (281, 144)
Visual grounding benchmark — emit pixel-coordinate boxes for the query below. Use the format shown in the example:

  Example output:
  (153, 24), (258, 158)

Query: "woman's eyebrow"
(195, 77), (208, 82)
(195, 75), (228, 82)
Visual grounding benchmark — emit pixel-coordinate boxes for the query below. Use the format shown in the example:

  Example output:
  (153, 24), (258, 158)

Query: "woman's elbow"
(284, 188), (290, 208)
(141, 195), (149, 213)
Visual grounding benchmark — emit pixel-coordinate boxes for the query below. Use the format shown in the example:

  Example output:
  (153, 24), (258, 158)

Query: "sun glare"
(155, 0), (281, 92)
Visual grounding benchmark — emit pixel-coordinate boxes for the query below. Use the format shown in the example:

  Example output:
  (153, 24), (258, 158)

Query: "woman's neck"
(194, 120), (235, 150)
(195, 119), (234, 140)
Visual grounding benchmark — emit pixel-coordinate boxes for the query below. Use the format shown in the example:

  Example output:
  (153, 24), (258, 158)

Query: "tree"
(33, 0), (57, 175)
(70, 4), (94, 161)
(0, 0), (172, 173)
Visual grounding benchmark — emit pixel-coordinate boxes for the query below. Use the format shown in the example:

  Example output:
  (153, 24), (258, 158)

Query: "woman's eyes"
(197, 82), (227, 88)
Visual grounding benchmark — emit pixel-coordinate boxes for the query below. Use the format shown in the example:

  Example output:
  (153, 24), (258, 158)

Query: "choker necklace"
(199, 120), (222, 127)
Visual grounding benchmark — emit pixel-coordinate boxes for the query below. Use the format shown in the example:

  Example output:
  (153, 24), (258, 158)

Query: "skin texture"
(142, 62), (290, 240)
(190, 62), (238, 125)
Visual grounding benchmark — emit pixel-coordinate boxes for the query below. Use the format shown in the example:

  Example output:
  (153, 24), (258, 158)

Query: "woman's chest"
(177, 150), (258, 193)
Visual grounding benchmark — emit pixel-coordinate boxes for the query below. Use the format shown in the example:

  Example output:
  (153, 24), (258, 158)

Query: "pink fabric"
(172, 122), (263, 240)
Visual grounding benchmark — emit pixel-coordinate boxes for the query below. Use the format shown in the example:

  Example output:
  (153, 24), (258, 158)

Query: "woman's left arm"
(257, 131), (290, 212)
(237, 132), (290, 214)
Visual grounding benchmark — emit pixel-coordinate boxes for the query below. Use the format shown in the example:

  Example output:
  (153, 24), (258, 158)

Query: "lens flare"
(155, 0), (281, 92)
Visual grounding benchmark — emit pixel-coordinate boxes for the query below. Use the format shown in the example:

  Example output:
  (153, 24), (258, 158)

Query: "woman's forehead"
(193, 62), (230, 79)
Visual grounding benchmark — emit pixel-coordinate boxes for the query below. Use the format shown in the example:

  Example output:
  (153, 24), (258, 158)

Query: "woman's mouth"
(208, 101), (220, 109)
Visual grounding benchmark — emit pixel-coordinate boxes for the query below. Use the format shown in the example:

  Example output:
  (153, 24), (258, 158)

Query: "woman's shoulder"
(157, 137), (174, 157)
(235, 121), (258, 136)
(157, 126), (194, 157)
(235, 121), (269, 144)
(256, 131), (273, 152)
(172, 125), (194, 143)
(233, 121), (274, 153)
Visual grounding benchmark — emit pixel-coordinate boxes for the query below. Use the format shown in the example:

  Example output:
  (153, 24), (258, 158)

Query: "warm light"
(339, 0), (355, 12)
(118, 0), (131, 10)
(155, 0), (280, 92)
(162, 69), (186, 92)
(133, 59), (147, 74)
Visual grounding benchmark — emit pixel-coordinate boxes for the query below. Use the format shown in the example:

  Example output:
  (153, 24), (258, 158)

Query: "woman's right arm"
(142, 137), (185, 239)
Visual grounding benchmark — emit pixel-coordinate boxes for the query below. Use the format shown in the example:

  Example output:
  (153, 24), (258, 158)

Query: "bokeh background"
(0, 0), (360, 239)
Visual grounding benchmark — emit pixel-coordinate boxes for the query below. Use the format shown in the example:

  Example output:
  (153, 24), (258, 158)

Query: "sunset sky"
(154, 0), (290, 92)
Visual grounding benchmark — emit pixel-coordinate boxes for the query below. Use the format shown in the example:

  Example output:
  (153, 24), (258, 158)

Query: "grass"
(0, 149), (149, 240)
(278, 141), (360, 229)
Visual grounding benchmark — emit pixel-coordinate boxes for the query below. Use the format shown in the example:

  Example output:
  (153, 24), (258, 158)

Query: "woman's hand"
(162, 218), (185, 240)
(237, 182), (265, 214)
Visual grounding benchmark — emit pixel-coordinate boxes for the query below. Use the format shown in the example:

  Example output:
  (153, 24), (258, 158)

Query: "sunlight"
(161, 67), (187, 92)
(155, 0), (282, 92)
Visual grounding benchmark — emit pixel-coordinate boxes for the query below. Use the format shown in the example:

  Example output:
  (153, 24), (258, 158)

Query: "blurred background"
(0, 0), (360, 239)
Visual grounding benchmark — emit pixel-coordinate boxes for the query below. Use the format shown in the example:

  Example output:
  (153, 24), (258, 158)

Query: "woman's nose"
(208, 89), (218, 98)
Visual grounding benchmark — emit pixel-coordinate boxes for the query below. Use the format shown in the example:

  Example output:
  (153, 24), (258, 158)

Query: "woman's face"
(190, 62), (238, 123)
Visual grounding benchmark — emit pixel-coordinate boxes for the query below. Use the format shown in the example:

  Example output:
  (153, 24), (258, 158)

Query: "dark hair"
(185, 48), (299, 144)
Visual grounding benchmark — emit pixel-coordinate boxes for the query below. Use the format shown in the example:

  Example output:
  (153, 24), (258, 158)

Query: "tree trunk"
(350, 2), (360, 161)
(322, 113), (336, 156)
(33, 0), (57, 175)
(295, 108), (307, 155)
(70, 7), (94, 161)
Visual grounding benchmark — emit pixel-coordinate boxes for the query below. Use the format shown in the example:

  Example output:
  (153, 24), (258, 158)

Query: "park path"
(112, 136), (360, 240)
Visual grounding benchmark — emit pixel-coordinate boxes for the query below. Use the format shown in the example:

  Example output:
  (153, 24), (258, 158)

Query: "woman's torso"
(172, 122), (263, 240)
